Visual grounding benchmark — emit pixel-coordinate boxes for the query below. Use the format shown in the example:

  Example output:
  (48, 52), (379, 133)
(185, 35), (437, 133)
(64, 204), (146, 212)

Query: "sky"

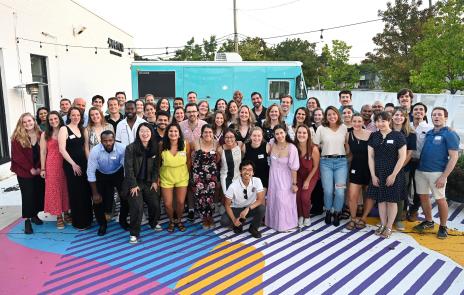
(74, 0), (433, 64)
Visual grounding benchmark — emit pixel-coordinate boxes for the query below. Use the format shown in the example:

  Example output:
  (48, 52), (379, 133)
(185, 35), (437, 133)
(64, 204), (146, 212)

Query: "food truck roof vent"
(215, 52), (243, 62)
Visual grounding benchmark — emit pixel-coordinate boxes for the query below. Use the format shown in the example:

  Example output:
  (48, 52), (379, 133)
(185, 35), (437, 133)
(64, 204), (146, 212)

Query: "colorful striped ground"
(1, 200), (464, 294)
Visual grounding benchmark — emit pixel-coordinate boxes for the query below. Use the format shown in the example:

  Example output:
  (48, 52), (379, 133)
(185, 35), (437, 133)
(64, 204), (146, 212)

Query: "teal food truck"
(131, 58), (307, 107)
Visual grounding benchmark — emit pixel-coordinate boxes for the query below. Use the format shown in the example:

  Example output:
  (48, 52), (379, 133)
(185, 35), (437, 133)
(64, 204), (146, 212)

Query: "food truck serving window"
(269, 80), (290, 100)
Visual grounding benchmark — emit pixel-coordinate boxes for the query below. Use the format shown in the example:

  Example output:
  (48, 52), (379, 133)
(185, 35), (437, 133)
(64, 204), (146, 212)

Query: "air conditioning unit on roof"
(215, 52), (243, 62)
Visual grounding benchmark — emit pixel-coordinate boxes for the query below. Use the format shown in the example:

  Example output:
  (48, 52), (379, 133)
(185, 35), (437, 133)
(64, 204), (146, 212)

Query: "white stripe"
(420, 262), (456, 295)
(445, 270), (464, 295)
(387, 256), (436, 294)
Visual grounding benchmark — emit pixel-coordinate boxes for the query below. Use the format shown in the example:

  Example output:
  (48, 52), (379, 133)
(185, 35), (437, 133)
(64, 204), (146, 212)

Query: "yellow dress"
(160, 143), (189, 188)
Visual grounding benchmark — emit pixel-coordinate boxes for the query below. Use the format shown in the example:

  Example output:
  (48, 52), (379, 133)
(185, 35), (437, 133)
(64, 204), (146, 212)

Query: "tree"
(269, 38), (320, 88)
(170, 36), (218, 61)
(319, 40), (360, 90)
(219, 37), (271, 61)
(411, 0), (464, 94)
(367, 0), (434, 92)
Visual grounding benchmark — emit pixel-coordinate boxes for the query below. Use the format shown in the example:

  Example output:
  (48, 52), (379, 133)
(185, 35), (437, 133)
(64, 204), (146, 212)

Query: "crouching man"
(220, 160), (265, 238)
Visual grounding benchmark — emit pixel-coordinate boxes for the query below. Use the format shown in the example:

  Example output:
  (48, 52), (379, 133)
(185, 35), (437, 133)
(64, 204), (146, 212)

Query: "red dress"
(44, 138), (70, 215)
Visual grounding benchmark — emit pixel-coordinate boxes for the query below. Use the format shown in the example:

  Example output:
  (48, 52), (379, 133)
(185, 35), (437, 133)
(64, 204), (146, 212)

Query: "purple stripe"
(40, 226), (226, 294)
(432, 267), (462, 295)
(264, 231), (377, 295)
(47, 233), (176, 280)
(137, 217), (327, 295)
(57, 218), (203, 266)
(348, 246), (414, 295)
(404, 260), (445, 295)
(448, 204), (464, 221)
(67, 222), (139, 249)
(318, 242), (404, 295)
(376, 252), (428, 295)
(64, 223), (264, 295)
(97, 227), (279, 295)
(432, 202), (437, 209)
(194, 224), (350, 295)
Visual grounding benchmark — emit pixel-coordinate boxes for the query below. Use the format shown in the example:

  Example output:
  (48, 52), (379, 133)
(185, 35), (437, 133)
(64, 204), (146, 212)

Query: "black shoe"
(187, 210), (195, 222)
(25, 219), (33, 234)
(31, 216), (43, 225)
(119, 221), (129, 231)
(97, 225), (107, 236)
(249, 226), (262, 238)
(233, 225), (243, 234)
(325, 211), (332, 225)
(333, 212), (340, 227)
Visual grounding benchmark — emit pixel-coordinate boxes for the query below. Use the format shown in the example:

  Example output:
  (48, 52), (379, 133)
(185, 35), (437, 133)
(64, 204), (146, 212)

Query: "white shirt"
(411, 120), (433, 159)
(115, 117), (146, 147)
(225, 177), (264, 208)
(314, 125), (348, 156)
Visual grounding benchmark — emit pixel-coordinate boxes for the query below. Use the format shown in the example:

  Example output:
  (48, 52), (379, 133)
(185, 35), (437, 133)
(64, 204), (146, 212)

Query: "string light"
(320, 29), (324, 40)
(40, 42), (42, 48)
(94, 47), (97, 54)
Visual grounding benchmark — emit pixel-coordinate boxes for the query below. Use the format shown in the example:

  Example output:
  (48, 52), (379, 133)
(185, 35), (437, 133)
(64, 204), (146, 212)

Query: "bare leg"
(348, 183), (361, 219)
(386, 202), (397, 229)
(361, 198), (375, 221)
(419, 194), (433, 221)
(436, 198), (448, 226)
(378, 202), (387, 226)
(175, 186), (188, 221)
(161, 187), (174, 221)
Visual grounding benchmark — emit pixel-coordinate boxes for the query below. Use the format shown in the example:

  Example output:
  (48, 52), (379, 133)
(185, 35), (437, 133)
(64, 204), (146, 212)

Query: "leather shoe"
(333, 212), (340, 227)
(25, 219), (33, 234)
(97, 225), (107, 236)
(325, 211), (332, 225)
(31, 216), (43, 225)
(249, 226), (262, 238)
(233, 225), (243, 234)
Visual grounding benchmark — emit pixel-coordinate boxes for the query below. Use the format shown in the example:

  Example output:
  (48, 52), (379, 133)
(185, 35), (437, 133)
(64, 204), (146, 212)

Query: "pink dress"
(266, 143), (300, 231)
(44, 138), (70, 215)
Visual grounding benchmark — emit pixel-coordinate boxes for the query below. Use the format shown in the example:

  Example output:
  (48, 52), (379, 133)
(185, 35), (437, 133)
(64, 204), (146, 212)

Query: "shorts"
(160, 166), (189, 188)
(415, 170), (446, 200)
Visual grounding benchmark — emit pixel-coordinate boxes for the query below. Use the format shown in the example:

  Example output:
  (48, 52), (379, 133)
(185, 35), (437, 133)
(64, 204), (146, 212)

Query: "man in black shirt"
(105, 97), (124, 131)
(251, 92), (267, 128)
(153, 111), (170, 143)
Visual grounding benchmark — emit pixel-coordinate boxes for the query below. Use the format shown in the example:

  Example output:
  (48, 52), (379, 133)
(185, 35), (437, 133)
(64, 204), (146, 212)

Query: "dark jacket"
(124, 141), (160, 192)
(10, 138), (41, 178)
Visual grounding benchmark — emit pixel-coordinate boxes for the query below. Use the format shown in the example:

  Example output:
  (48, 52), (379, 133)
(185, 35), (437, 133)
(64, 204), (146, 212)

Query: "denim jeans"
(319, 157), (348, 212)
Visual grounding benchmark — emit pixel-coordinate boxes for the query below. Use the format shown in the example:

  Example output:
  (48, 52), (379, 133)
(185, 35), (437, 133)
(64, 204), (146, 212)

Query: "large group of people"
(10, 89), (460, 243)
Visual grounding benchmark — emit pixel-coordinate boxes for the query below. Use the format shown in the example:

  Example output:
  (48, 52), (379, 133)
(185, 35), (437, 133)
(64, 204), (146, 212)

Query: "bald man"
(372, 100), (384, 116)
(68, 97), (89, 127)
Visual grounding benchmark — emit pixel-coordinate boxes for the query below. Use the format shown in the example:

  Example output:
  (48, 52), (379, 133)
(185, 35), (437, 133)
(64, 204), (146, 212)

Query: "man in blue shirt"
(87, 130), (126, 236)
(413, 107), (460, 239)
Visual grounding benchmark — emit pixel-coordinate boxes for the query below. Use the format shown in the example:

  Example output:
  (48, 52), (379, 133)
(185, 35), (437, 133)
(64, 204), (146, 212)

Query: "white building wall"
(0, 0), (134, 179)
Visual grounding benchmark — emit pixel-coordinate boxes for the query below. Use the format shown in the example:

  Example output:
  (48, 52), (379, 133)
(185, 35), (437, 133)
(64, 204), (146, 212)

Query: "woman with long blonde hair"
(84, 107), (113, 158)
(10, 113), (45, 234)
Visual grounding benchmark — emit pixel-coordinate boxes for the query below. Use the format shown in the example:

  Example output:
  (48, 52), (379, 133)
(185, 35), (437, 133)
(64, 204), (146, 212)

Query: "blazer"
(124, 142), (160, 192)
(10, 138), (41, 178)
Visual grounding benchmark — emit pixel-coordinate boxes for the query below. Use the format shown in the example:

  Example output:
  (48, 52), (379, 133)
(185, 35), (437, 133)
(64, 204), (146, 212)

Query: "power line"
(238, 0), (304, 11)
(261, 18), (383, 40)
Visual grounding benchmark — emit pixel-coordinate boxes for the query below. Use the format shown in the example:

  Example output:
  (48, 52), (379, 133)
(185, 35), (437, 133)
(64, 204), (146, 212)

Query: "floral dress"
(192, 143), (218, 219)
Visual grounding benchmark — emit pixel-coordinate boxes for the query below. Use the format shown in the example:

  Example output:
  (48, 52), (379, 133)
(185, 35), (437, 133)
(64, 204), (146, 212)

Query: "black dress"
(63, 126), (93, 229)
(229, 123), (251, 143)
(348, 131), (370, 185)
(367, 131), (407, 202)
(243, 142), (269, 187)
(310, 124), (324, 215)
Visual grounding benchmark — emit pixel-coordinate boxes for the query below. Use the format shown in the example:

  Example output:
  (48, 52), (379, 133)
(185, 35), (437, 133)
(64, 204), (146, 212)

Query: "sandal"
(167, 222), (175, 233)
(355, 219), (367, 229)
(345, 219), (356, 230)
(64, 212), (72, 225)
(340, 209), (351, 220)
(177, 221), (186, 232)
(375, 225), (386, 236)
(381, 227), (392, 239)
(56, 216), (65, 230)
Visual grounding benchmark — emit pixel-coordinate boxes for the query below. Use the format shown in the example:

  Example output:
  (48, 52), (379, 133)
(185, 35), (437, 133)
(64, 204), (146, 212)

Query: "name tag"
(387, 140), (394, 144)
(110, 156), (117, 160)
(433, 136), (442, 144)
(258, 154), (265, 159)
(351, 169), (356, 174)
(210, 150), (216, 155)
(178, 151), (186, 156)
(69, 135), (76, 139)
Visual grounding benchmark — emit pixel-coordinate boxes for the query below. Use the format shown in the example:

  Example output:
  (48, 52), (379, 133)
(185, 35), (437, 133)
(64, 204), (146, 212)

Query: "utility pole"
(429, 0), (432, 8)
(233, 0), (239, 53)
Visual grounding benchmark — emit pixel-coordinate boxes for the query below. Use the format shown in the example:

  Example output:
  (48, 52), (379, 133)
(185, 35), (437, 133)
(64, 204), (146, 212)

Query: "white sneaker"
(154, 224), (162, 232)
(303, 218), (311, 227)
(129, 236), (139, 244)
(298, 216), (304, 228)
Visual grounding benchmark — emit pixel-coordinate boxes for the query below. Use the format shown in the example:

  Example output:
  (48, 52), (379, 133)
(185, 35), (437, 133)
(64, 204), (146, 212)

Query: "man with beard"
(87, 131), (125, 236)
(361, 104), (376, 132)
(251, 92), (267, 128)
(115, 101), (145, 230)
(115, 101), (146, 147)
(153, 110), (170, 143)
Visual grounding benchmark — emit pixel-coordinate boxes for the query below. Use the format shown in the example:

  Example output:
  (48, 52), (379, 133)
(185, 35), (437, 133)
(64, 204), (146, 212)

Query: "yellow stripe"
(176, 243), (264, 294)
(188, 241), (243, 271)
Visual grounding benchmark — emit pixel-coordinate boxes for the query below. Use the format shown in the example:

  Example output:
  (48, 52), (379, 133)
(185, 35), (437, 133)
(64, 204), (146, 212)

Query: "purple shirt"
(179, 119), (207, 144)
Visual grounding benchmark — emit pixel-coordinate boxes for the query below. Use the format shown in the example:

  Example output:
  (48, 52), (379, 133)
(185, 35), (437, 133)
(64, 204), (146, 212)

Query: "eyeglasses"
(186, 111), (198, 114)
(243, 189), (248, 200)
